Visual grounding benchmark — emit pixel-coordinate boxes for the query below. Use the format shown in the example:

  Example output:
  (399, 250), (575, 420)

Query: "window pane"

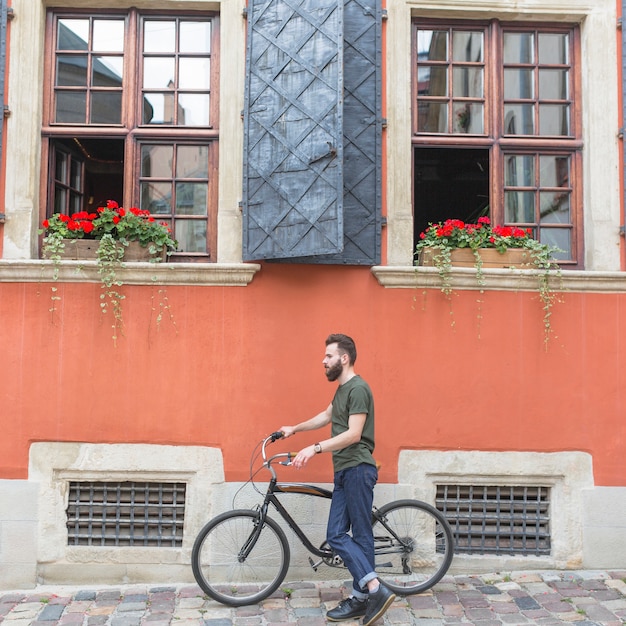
(90, 92), (122, 124)
(144, 58), (176, 89)
(92, 56), (123, 87)
(539, 69), (568, 100)
(180, 22), (211, 53)
(93, 20), (125, 52)
(538, 33), (568, 64)
(176, 145), (209, 177)
(55, 152), (68, 182)
(452, 31), (483, 62)
(70, 159), (82, 188)
(418, 101), (447, 133)
(141, 182), (173, 214)
(419, 66), (447, 97)
(539, 104), (569, 135)
(175, 183), (207, 215)
(178, 94), (210, 126)
(179, 58), (211, 89)
(504, 68), (533, 99)
(58, 19), (89, 51)
(141, 145), (174, 178)
(56, 92), (86, 123)
(540, 227), (570, 259)
(503, 32), (534, 64)
(143, 93), (175, 124)
(57, 55), (88, 86)
(505, 191), (535, 222)
(54, 188), (66, 212)
(144, 21), (176, 53)
(540, 192), (570, 223)
(452, 67), (483, 97)
(540, 155), (569, 187)
(417, 30), (447, 60)
(453, 102), (483, 133)
(505, 155), (534, 187)
(175, 220), (207, 253)
(503, 104), (534, 134)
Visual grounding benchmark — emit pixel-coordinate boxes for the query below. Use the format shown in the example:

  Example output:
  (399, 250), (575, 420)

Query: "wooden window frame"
(40, 7), (220, 262)
(412, 19), (582, 268)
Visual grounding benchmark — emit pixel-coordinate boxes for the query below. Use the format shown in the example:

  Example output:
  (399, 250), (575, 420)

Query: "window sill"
(0, 260), (262, 286)
(372, 265), (626, 293)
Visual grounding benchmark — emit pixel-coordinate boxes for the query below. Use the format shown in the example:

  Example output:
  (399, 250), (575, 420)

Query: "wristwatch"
(314, 443), (322, 454)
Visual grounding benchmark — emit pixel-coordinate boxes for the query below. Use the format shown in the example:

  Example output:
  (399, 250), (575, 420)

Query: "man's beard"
(325, 360), (343, 381)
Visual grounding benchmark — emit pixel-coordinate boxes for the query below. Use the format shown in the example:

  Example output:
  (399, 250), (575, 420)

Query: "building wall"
(1, 0), (626, 588)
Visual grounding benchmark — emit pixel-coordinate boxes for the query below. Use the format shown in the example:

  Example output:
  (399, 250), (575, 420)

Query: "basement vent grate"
(436, 484), (551, 556)
(66, 481), (186, 547)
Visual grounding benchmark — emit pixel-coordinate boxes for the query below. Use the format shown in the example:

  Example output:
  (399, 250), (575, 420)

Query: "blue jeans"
(326, 463), (378, 600)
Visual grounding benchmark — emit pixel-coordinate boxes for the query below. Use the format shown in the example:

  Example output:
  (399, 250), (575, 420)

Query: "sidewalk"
(1, 571), (626, 626)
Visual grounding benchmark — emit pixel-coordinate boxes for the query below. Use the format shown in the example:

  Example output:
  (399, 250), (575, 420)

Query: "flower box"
(418, 247), (532, 269)
(58, 239), (166, 262)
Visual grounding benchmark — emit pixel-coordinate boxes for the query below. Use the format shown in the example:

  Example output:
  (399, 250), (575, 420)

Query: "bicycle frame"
(250, 437), (410, 568)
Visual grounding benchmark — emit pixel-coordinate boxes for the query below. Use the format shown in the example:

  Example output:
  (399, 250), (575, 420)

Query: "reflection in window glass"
(540, 155), (569, 188)
(540, 192), (570, 223)
(453, 102), (483, 133)
(505, 155), (534, 187)
(417, 30), (447, 60)
(57, 55), (88, 86)
(178, 94), (211, 126)
(143, 94), (175, 125)
(539, 69), (568, 100)
(144, 58), (176, 89)
(175, 183), (207, 214)
(175, 220), (207, 253)
(452, 67), (483, 98)
(91, 92), (122, 124)
(180, 22), (211, 53)
(92, 56), (123, 87)
(58, 19), (89, 50)
(540, 228), (570, 259)
(538, 33), (568, 64)
(176, 145), (209, 177)
(503, 32), (534, 64)
(504, 68), (533, 99)
(418, 101), (447, 133)
(539, 104), (569, 136)
(142, 145), (173, 178)
(179, 58), (211, 89)
(141, 182), (172, 214)
(505, 191), (535, 223)
(56, 92), (87, 123)
(144, 21), (176, 53)
(504, 104), (535, 134)
(93, 20), (125, 52)
(452, 31), (483, 62)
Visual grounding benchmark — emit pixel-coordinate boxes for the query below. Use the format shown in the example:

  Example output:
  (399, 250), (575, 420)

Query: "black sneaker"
(326, 596), (368, 622)
(362, 584), (396, 626)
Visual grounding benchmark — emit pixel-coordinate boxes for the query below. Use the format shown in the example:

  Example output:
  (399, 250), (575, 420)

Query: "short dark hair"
(326, 333), (357, 365)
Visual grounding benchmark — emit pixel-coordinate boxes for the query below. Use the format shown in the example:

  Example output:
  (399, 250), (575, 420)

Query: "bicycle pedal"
(308, 556), (322, 571)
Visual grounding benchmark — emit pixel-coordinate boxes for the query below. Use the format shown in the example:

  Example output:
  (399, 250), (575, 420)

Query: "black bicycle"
(191, 432), (454, 606)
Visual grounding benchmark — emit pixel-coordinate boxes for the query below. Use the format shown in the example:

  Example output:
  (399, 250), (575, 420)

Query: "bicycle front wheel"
(373, 499), (453, 595)
(191, 509), (291, 606)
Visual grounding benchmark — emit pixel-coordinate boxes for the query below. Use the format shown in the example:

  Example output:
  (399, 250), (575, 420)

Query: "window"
(413, 21), (581, 267)
(42, 9), (219, 260)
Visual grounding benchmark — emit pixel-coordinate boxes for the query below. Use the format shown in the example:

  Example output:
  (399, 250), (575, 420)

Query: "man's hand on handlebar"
(277, 425), (296, 438)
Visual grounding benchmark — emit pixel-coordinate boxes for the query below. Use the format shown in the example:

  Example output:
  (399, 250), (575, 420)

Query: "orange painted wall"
(1, 264), (625, 487)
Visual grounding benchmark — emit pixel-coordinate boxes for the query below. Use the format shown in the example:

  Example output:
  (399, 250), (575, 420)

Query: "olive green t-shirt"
(330, 375), (376, 472)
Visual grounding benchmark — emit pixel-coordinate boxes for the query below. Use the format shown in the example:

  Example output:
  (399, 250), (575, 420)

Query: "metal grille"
(66, 481), (186, 547)
(436, 484), (551, 556)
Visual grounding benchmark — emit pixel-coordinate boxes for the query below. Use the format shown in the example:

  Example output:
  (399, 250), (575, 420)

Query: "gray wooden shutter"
(242, 0), (344, 260)
(302, 0), (382, 265)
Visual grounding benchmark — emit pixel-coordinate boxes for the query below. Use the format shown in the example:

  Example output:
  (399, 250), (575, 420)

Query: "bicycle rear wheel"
(191, 509), (290, 606)
(373, 499), (453, 595)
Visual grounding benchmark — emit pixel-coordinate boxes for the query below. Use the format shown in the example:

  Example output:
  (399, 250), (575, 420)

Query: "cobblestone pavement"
(1, 571), (626, 626)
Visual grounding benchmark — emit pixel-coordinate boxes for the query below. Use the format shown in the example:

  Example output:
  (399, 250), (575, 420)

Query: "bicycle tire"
(372, 499), (453, 595)
(191, 509), (291, 606)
